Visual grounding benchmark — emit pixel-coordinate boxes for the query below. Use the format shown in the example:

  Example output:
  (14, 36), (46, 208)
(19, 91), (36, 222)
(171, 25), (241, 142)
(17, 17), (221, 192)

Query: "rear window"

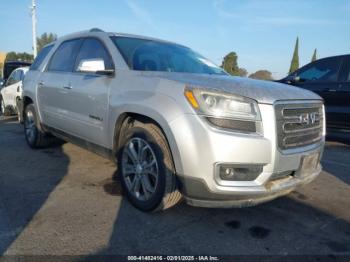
(30, 44), (54, 71)
(48, 39), (82, 72)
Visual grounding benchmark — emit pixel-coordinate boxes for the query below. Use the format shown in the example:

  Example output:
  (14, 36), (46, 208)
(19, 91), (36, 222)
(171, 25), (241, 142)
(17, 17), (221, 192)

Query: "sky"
(0, 0), (349, 78)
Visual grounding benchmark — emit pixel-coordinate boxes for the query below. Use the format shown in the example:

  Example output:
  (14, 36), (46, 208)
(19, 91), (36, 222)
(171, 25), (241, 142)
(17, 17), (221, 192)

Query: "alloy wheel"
(121, 137), (159, 201)
(24, 110), (36, 144)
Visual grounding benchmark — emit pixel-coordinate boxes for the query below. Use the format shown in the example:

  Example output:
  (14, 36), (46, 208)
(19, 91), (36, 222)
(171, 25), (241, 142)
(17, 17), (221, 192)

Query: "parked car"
(2, 61), (31, 83)
(280, 55), (350, 132)
(22, 29), (325, 212)
(0, 67), (29, 118)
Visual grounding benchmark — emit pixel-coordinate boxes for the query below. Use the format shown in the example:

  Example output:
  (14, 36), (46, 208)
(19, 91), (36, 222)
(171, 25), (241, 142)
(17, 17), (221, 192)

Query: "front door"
(60, 38), (114, 147)
(293, 57), (342, 128)
(334, 56), (350, 130)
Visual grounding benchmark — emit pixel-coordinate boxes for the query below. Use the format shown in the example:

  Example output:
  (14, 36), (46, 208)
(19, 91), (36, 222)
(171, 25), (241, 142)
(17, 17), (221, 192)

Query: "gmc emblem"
(299, 112), (318, 125)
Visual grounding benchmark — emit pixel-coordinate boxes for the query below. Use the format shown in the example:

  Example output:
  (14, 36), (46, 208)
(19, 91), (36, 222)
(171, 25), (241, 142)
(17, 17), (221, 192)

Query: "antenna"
(31, 0), (37, 58)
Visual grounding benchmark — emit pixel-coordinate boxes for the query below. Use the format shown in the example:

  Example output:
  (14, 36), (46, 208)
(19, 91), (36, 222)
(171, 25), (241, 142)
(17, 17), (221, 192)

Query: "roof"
(56, 28), (184, 47)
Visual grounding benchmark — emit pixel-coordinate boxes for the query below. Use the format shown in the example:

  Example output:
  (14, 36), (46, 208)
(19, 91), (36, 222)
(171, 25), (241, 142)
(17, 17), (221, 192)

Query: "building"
(0, 52), (6, 77)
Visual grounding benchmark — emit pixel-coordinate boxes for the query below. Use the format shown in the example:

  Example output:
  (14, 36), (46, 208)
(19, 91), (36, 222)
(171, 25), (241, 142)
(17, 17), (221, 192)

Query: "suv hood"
(151, 72), (321, 104)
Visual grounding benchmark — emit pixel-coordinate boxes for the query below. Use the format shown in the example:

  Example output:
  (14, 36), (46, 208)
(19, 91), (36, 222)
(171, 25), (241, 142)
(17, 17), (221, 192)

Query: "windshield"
(111, 36), (226, 75)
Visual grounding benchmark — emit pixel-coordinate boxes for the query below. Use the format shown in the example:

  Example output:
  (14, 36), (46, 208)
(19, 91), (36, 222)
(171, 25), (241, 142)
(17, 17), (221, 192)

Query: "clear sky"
(0, 0), (349, 78)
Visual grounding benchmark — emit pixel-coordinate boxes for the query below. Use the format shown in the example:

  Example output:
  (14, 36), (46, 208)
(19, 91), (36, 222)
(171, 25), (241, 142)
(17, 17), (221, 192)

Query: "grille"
(275, 102), (323, 150)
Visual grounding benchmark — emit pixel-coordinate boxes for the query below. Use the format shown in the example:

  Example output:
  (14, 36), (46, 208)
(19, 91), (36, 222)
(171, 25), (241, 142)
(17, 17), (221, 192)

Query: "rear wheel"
(118, 119), (182, 212)
(24, 104), (51, 148)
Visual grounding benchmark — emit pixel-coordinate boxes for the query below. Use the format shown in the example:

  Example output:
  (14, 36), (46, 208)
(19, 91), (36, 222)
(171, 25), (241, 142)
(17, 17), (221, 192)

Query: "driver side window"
(297, 58), (341, 82)
(74, 38), (114, 72)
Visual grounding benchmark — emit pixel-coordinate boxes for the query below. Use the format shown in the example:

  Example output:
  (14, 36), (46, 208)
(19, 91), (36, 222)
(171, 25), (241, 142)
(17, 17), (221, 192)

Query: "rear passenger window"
(48, 39), (82, 72)
(74, 38), (113, 71)
(30, 44), (53, 71)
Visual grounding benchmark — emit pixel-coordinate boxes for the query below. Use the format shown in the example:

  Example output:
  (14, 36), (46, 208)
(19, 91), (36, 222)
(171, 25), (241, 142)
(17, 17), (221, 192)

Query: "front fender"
(108, 92), (185, 174)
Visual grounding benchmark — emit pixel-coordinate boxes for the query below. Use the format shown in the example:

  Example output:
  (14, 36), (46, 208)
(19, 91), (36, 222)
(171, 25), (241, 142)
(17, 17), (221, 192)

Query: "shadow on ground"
(0, 117), (69, 254)
(1, 117), (349, 256)
(92, 187), (350, 255)
(92, 142), (350, 255)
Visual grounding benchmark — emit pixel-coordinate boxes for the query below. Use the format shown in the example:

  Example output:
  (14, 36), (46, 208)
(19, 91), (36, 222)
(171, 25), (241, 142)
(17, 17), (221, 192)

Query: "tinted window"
(30, 44), (54, 71)
(110, 36), (226, 75)
(297, 58), (341, 82)
(75, 38), (113, 71)
(48, 39), (82, 72)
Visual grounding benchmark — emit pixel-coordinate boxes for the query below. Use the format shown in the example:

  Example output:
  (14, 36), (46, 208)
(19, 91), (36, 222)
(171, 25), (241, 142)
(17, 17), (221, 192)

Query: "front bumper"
(178, 164), (321, 208)
(169, 103), (325, 208)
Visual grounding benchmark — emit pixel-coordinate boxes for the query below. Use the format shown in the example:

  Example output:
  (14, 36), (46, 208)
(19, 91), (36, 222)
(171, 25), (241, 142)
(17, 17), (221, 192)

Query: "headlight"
(185, 87), (262, 134)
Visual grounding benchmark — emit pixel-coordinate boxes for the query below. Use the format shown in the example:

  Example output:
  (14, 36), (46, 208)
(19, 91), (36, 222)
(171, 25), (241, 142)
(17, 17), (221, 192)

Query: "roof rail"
(89, 28), (104, 33)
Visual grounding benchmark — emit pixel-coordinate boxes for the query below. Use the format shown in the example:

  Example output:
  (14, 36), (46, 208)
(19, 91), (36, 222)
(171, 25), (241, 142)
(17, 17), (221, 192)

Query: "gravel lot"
(0, 116), (349, 256)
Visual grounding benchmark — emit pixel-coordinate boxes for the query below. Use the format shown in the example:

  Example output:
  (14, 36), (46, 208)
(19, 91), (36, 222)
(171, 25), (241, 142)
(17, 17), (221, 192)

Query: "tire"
(117, 119), (182, 212)
(24, 104), (51, 148)
(0, 97), (11, 116)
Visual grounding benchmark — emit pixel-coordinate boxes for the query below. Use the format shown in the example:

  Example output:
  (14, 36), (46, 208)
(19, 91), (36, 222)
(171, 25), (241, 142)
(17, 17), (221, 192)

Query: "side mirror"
(77, 58), (114, 76)
(286, 75), (301, 84)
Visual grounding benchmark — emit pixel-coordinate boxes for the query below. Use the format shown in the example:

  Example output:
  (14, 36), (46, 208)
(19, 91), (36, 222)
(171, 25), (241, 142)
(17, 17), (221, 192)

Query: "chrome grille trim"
(275, 101), (324, 150)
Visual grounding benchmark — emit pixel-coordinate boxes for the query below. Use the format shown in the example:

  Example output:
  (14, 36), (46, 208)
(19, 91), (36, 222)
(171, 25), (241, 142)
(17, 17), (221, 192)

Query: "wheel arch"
(112, 111), (184, 175)
(21, 96), (34, 116)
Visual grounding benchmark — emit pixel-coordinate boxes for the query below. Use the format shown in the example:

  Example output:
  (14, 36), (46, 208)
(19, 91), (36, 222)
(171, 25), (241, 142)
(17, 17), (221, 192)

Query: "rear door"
(64, 37), (114, 146)
(38, 39), (82, 129)
(293, 57), (342, 127)
(334, 56), (350, 130)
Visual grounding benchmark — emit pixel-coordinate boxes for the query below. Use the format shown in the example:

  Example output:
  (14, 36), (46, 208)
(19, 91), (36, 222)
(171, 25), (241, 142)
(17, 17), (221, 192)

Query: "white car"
(0, 67), (29, 117)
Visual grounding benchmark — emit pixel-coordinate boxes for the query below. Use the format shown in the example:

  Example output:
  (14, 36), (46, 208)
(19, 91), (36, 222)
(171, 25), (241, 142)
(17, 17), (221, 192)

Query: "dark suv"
(280, 55), (350, 132)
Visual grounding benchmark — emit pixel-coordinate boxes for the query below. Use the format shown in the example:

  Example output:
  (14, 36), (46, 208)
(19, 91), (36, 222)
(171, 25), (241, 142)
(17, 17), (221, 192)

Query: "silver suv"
(22, 29), (325, 212)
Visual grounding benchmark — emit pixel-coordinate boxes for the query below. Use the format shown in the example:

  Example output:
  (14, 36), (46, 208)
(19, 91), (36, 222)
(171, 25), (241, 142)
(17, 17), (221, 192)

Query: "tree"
(311, 48), (317, 62)
(249, 70), (273, 81)
(221, 52), (247, 76)
(289, 37), (299, 74)
(238, 68), (248, 77)
(37, 33), (57, 52)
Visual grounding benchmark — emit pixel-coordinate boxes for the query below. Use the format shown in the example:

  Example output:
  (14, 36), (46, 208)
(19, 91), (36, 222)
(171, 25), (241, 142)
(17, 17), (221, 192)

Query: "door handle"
(327, 89), (337, 92)
(62, 85), (72, 90)
(38, 81), (44, 87)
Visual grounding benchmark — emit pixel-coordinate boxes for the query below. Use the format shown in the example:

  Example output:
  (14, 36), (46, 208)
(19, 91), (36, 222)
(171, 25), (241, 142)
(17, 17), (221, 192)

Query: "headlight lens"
(185, 87), (261, 121)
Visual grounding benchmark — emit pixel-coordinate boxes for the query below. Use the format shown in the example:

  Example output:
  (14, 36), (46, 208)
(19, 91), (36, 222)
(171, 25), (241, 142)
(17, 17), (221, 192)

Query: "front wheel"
(118, 119), (182, 212)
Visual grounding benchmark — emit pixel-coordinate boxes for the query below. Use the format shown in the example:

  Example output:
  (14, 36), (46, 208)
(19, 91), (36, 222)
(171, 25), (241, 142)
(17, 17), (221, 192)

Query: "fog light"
(218, 164), (263, 181)
(223, 167), (235, 178)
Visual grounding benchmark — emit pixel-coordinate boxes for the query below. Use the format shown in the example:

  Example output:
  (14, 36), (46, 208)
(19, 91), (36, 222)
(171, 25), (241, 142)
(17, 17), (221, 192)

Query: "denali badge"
(299, 112), (318, 125)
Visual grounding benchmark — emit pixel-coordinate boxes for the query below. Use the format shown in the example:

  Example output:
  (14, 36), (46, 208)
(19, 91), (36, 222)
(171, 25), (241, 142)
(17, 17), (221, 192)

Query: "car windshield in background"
(111, 36), (226, 75)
